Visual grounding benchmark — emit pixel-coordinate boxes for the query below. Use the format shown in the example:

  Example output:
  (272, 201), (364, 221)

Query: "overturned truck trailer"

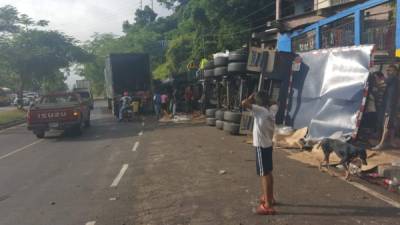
(280, 45), (374, 140)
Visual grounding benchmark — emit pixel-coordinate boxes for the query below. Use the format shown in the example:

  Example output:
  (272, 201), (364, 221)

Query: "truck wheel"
(204, 69), (214, 78)
(214, 57), (228, 67)
(214, 67), (227, 77)
(35, 131), (45, 139)
(215, 109), (225, 121)
(223, 122), (240, 135)
(205, 108), (217, 118)
(229, 53), (247, 62)
(73, 121), (83, 136)
(224, 111), (242, 123)
(228, 62), (247, 74)
(84, 113), (91, 127)
(206, 118), (216, 126)
(204, 60), (214, 70)
(216, 120), (224, 130)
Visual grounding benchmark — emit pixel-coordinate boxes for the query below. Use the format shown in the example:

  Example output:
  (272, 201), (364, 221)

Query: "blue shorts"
(255, 146), (273, 176)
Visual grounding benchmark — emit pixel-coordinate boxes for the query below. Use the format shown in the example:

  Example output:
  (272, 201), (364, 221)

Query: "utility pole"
(151, 0), (154, 10)
(140, 0), (143, 9)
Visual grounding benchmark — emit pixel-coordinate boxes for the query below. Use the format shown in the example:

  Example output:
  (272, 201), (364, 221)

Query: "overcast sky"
(0, 0), (171, 88)
(0, 0), (171, 41)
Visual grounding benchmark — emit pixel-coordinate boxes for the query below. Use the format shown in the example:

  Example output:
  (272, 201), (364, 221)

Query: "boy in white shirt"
(242, 91), (278, 215)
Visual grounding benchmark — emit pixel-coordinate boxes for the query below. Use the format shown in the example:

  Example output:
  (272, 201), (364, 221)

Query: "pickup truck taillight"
(72, 110), (80, 118)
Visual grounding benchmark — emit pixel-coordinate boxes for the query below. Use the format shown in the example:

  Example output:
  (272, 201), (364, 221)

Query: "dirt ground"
(99, 118), (400, 225)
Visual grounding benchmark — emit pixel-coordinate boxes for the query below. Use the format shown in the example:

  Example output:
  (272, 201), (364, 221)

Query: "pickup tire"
(73, 121), (83, 136)
(35, 131), (45, 139)
(84, 113), (91, 127)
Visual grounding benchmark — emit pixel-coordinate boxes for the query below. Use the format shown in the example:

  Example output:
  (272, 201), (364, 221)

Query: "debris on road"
(219, 170), (227, 175)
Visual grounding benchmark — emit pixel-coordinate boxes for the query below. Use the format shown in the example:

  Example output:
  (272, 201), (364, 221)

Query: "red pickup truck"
(27, 92), (91, 138)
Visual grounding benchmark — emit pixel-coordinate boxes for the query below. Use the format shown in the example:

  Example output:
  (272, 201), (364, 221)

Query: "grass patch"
(0, 109), (26, 125)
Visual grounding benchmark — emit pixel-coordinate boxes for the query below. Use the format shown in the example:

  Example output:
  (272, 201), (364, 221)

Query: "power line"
(234, 1), (275, 24)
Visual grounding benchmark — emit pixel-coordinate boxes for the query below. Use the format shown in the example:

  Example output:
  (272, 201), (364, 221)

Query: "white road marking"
(138, 131), (143, 136)
(132, 141), (140, 152)
(110, 164), (129, 187)
(342, 178), (400, 208)
(281, 148), (400, 208)
(85, 221), (96, 225)
(0, 139), (44, 160)
(142, 122), (145, 127)
(109, 197), (117, 201)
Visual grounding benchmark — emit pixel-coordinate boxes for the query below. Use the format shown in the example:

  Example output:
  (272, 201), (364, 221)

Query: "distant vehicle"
(73, 88), (94, 110)
(27, 92), (91, 138)
(75, 80), (91, 89)
(0, 88), (11, 106)
(104, 53), (152, 114)
(13, 97), (31, 106)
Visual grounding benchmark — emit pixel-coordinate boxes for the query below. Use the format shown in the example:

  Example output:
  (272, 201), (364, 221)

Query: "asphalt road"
(0, 101), (399, 225)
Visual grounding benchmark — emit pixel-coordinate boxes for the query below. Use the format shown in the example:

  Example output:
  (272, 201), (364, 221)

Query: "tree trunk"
(17, 76), (24, 109)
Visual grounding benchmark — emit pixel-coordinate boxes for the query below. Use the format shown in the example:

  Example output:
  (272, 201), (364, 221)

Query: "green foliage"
(0, 5), (89, 101)
(82, 0), (275, 86)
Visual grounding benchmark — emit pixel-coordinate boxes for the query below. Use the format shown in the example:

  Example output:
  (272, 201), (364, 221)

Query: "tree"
(79, 33), (126, 95)
(135, 6), (158, 26)
(0, 5), (89, 107)
(83, 0), (275, 84)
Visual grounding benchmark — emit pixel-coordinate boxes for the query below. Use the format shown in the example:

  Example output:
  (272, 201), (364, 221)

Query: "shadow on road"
(277, 203), (399, 217)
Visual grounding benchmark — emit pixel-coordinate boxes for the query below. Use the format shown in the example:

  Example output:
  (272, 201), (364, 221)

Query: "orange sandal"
(256, 204), (276, 215)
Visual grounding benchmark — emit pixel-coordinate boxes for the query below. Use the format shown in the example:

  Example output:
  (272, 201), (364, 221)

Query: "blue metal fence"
(277, 0), (400, 55)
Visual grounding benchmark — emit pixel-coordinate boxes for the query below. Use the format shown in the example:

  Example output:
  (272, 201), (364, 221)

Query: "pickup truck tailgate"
(29, 107), (78, 123)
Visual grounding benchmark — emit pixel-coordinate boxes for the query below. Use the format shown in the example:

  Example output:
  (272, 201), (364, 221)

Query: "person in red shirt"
(184, 86), (193, 113)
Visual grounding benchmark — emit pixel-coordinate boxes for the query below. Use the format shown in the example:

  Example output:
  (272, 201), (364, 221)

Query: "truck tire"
(214, 57), (228, 67)
(35, 131), (45, 139)
(73, 121), (83, 136)
(84, 113), (91, 127)
(215, 109), (225, 121)
(216, 120), (224, 130)
(214, 67), (227, 77)
(204, 69), (214, 78)
(228, 62), (247, 74)
(206, 118), (216, 126)
(229, 53), (247, 62)
(204, 60), (214, 70)
(223, 122), (240, 135)
(224, 111), (242, 123)
(205, 108), (217, 118)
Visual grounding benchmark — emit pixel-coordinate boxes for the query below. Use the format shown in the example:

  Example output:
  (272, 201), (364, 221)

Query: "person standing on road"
(184, 86), (193, 114)
(161, 92), (169, 117)
(242, 91), (278, 215)
(374, 65), (399, 149)
(119, 91), (132, 121)
(153, 91), (162, 120)
(171, 88), (178, 118)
